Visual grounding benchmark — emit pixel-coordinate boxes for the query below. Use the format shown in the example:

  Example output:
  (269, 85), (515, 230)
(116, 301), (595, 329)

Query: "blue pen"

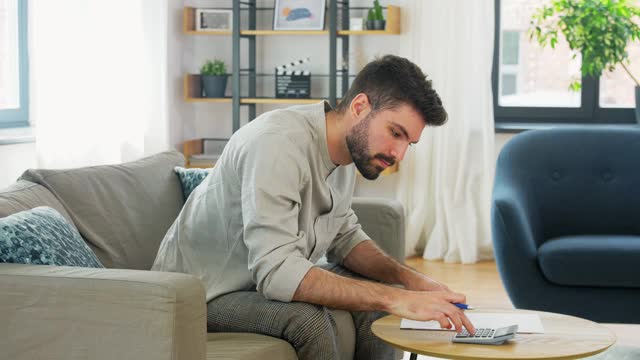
(454, 303), (474, 310)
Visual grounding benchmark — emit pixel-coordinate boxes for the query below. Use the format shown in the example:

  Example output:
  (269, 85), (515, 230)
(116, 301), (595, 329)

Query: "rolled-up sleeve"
(326, 209), (370, 264)
(237, 134), (314, 302)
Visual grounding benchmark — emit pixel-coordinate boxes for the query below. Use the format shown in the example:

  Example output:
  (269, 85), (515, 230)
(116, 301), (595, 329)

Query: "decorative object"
(174, 167), (210, 200)
(275, 58), (311, 98)
(0, 206), (104, 268)
(367, 0), (385, 30)
(273, 0), (327, 31)
(349, 17), (364, 31)
(530, 0), (640, 122)
(200, 59), (228, 98)
(366, 8), (375, 30)
(195, 9), (233, 31)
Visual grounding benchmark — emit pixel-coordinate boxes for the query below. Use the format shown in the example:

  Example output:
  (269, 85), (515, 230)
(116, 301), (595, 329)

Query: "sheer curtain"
(397, 0), (496, 263)
(29, 0), (169, 168)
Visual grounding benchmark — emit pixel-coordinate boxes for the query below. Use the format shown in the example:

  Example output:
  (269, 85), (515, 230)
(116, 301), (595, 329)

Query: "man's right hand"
(387, 290), (476, 334)
(293, 267), (475, 334)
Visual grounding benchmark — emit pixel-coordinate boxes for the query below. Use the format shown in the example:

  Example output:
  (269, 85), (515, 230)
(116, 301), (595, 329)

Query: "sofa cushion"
(206, 333), (297, 360)
(0, 180), (74, 225)
(538, 235), (640, 288)
(0, 206), (103, 268)
(174, 166), (210, 200)
(19, 151), (185, 270)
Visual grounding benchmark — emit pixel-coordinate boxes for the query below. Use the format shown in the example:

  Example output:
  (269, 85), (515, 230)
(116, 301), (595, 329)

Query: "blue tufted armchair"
(492, 128), (640, 324)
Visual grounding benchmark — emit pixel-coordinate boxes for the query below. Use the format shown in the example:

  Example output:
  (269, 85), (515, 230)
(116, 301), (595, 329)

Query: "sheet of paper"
(400, 313), (545, 334)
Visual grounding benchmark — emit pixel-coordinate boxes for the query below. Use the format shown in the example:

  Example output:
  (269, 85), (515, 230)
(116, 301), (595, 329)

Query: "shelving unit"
(183, 2), (402, 175)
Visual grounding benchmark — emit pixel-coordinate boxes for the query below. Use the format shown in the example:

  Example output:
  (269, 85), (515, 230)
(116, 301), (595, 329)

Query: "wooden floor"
(405, 257), (640, 350)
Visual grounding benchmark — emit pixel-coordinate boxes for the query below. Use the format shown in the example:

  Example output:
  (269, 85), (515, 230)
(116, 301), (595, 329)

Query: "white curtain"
(397, 0), (496, 263)
(29, 0), (169, 168)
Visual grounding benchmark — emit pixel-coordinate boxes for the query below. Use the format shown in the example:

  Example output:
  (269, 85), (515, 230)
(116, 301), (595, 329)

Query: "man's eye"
(391, 129), (400, 138)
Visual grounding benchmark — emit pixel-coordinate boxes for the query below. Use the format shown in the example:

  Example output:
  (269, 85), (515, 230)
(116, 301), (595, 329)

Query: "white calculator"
(452, 325), (518, 345)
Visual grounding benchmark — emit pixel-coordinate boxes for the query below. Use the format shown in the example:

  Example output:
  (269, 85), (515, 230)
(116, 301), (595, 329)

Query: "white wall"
(0, 142), (37, 188)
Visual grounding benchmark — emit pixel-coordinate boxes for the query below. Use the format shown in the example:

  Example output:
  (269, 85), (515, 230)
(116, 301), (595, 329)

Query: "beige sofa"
(0, 151), (406, 360)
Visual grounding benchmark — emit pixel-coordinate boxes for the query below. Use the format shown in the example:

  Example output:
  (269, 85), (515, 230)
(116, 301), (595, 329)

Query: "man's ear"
(350, 93), (371, 122)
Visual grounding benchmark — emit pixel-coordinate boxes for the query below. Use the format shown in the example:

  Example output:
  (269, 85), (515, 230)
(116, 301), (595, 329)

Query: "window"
(0, 0), (28, 128)
(493, 0), (638, 126)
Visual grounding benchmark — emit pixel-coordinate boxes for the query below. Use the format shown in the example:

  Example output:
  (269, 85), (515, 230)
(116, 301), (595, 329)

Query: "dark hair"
(335, 55), (447, 126)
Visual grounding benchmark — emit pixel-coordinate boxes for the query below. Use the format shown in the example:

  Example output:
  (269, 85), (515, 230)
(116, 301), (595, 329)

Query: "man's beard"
(345, 113), (396, 180)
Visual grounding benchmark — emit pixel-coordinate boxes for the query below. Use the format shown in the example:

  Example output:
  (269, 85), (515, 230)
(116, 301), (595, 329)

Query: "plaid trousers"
(206, 263), (396, 360)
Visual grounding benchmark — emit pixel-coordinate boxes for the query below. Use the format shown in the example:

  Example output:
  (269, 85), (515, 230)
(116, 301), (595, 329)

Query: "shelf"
(183, 4), (402, 134)
(242, 98), (322, 104)
(338, 30), (394, 35)
(242, 30), (328, 36)
(183, 6), (401, 36)
(185, 30), (232, 35)
(184, 74), (324, 104)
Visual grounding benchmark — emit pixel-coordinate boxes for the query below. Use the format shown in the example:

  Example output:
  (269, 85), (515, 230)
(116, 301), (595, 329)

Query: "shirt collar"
(316, 101), (338, 175)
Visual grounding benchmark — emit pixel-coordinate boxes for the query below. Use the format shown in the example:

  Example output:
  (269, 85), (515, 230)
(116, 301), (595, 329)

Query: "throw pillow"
(174, 166), (210, 200)
(0, 206), (104, 268)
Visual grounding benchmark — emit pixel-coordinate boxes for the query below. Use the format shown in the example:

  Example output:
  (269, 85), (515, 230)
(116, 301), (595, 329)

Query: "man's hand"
(388, 290), (476, 334)
(293, 267), (476, 335)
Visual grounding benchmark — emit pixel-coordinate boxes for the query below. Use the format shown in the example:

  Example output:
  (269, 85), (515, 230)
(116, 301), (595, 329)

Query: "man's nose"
(390, 143), (408, 162)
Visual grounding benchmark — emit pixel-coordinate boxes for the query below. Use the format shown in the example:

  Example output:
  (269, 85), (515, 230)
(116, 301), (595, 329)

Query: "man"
(152, 55), (475, 359)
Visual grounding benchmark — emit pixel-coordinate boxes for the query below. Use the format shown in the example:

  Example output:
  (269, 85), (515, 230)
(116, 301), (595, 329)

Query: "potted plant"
(530, 0), (640, 122)
(367, 0), (385, 30)
(200, 59), (228, 98)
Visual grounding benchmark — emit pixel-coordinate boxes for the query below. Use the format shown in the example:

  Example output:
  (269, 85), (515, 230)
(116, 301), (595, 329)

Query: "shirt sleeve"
(236, 133), (314, 302)
(326, 208), (371, 264)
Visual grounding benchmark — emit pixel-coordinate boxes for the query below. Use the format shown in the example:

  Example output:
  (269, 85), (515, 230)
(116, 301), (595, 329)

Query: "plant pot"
(201, 75), (228, 98)
(635, 86), (640, 124)
(366, 20), (375, 30)
(373, 20), (386, 30)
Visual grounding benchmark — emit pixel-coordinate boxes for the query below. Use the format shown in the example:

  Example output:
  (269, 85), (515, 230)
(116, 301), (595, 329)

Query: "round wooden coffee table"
(371, 309), (616, 360)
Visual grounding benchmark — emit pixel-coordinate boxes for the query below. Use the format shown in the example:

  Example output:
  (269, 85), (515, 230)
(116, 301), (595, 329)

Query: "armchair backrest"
(496, 128), (640, 241)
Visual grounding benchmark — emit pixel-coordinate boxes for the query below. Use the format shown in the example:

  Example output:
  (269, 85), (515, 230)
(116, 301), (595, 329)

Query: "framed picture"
(195, 9), (233, 31)
(273, 0), (327, 31)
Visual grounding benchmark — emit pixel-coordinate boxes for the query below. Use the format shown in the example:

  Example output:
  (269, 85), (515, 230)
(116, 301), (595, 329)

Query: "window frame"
(493, 0), (636, 128)
(0, 0), (29, 129)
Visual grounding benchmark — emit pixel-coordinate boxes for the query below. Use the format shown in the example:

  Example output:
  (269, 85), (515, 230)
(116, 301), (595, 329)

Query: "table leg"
(409, 353), (418, 360)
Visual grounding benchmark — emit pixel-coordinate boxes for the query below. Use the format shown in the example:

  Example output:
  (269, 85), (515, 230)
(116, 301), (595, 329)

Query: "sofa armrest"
(0, 263), (206, 360)
(352, 197), (405, 263)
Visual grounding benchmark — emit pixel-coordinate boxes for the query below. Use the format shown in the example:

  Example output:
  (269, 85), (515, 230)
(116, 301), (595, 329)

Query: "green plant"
(373, 0), (384, 21)
(367, 8), (376, 21)
(200, 59), (227, 76)
(530, 0), (640, 91)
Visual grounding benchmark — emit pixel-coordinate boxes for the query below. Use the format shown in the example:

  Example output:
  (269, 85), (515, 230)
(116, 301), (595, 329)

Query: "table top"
(371, 309), (616, 360)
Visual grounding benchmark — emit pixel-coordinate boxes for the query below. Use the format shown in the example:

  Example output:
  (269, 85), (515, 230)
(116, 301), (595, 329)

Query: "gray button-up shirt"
(152, 102), (369, 302)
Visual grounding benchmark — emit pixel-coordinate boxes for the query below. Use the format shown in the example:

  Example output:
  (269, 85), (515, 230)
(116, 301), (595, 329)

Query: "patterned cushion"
(0, 206), (104, 268)
(174, 167), (211, 200)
